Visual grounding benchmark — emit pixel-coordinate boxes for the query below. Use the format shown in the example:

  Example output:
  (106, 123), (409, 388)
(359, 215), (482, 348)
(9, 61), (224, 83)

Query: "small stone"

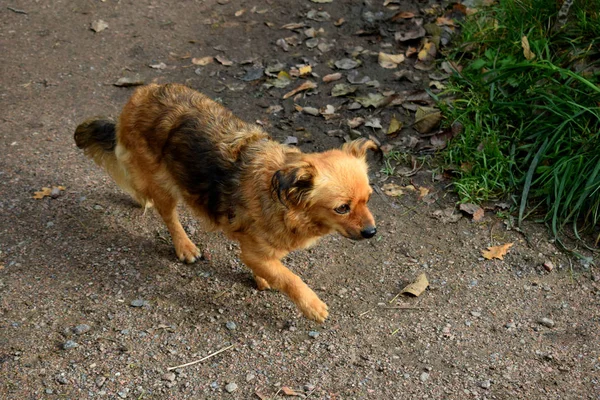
(225, 382), (238, 393)
(538, 318), (555, 328)
(45, 389), (53, 394)
(73, 324), (91, 335)
(479, 380), (491, 389)
(470, 311), (481, 318)
(96, 376), (106, 388)
(50, 187), (61, 199)
(130, 299), (149, 307)
(62, 340), (79, 350)
(308, 331), (319, 339)
(93, 204), (104, 210)
(304, 383), (316, 392)
(225, 321), (237, 331)
(56, 374), (68, 384)
(210, 381), (219, 389)
(505, 322), (516, 329)
(245, 373), (255, 382)
(543, 261), (554, 272)
(162, 372), (176, 382)
(420, 372), (430, 382)
(117, 388), (129, 398)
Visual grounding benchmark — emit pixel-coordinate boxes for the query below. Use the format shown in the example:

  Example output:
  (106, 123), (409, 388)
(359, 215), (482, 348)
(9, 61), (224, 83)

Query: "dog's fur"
(74, 83), (377, 322)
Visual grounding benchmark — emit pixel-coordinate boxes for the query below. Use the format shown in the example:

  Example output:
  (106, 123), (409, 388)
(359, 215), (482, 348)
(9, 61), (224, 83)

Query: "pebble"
(479, 380), (491, 389)
(210, 381), (219, 389)
(117, 388), (129, 398)
(45, 388), (53, 394)
(62, 340), (79, 350)
(420, 372), (430, 382)
(96, 376), (106, 388)
(56, 374), (68, 384)
(543, 261), (554, 272)
(308, 331), (320, 339)
(538, 318), (555, 328)
(225, 321), (237, 331)
(304, 383), (316, 392)
(73, 324), (91, 335)
(245, 373), (255, 382)
(130, 299), (149, 307)
(470, 311), (481, 318)
(505, 322), (516, 329)
(50, 187), (61, 199)
(225, 382), (238, 393)
(162, 372), (176, 382)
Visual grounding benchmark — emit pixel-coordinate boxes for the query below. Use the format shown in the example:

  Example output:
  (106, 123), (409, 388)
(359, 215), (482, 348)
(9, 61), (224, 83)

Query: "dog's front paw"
(254, 275), (271, 291)
(299, 296), (329, 323)
(174, 239), (201, 263)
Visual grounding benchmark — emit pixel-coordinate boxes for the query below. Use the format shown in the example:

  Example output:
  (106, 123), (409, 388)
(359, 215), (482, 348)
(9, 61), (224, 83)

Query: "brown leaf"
(400, 273), (429, 296)
(298, 65), (312, 76)
(418, 186), (430, 198)
(382, 183), (405, 197)
(435, 16), (455, 26)
(521, 36), (536, 61)
(391, 11), (415, 21)
(192, 56), (214, 66)
(32, 185), (65, 199)
(114, 75), (144, 87)
(387, 116), (402, 135)
(281, 22), (306, 30)
(91, 19), (108, 33)
(234, 9), (245, 17)
(281, 386), (304, 396)
(459, 203), (485, 221)
(282, 81), (317, 99)
(414, 106), (441, 134)
(334, 18), (345, 26)
(481, 243), (514, 260)
(378, 52), (405, 69)
(322, 72), (342, 82)
(417, 41), (436, 62)
(395, 26), (426, 41)
(215, 55), (233, 66)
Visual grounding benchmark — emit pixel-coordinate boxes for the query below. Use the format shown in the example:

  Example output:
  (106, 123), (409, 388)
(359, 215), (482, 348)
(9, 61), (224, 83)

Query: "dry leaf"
(400, 273), (429, 297)
(436, 16), (455, 26)
(459, 203), (484, 221)
(521, 36), (536, 61)
(215, 55), (233, 66)
(334, 18), (345, 26)
(149, 62), (167, 69)
(281, 386), (304, 396)
(114, 75), (144, 87)
(335, 58), (359, 70)
(91, 20), (108, 33)
(417, 41), (436, 62)
(347, 117), (365, 128)
(418, 186), (430, 198)
(192, 56), (214, 66)
(299, 65), (312, 76)
(395, 26), (426, 41)
(378, 52), (405, 69)
(387, 115), (402, 135)
(281, 22), (306, 30)
(482, 243), (514, 260)
(323, 73), (342, 82)
(282, 81), (317, 99)
(414, 106), (441, 134)
(382, 183), (405, 197)
(391, 11), (415, 21)
(33, 186), (65, 199)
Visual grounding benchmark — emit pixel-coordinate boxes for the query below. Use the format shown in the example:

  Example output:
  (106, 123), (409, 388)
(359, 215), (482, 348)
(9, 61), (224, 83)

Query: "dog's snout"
(360, 226), (377, 239)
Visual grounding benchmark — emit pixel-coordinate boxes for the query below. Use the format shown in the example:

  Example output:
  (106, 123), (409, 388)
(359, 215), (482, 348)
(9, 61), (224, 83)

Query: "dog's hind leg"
(150, 187), (200, 263)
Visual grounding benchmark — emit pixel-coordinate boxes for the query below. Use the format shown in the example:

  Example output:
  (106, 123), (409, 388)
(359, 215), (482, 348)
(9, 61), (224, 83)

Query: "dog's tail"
(74, 118), (150, 208)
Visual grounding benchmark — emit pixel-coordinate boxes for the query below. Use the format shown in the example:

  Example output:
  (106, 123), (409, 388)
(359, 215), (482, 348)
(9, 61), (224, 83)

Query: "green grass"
(442, 0), (600, 247)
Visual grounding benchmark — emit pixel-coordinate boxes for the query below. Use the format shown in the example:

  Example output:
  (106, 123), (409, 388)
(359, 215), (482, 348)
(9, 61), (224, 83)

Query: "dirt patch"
(1, 1), (599, 399)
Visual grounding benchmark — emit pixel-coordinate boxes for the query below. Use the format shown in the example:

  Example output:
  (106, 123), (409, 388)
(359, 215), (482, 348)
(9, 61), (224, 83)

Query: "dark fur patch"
(270, 166), (314, 207)
(74, 119), (116, 151)
(162, 115), (239, 222)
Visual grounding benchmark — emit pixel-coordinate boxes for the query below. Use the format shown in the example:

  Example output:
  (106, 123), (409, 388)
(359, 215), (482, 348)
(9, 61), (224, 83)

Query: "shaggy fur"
(75, 83), (377, 322)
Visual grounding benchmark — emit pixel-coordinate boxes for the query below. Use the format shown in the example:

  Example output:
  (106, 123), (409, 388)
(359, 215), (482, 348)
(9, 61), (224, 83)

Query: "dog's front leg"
(240, 247), (329, 323)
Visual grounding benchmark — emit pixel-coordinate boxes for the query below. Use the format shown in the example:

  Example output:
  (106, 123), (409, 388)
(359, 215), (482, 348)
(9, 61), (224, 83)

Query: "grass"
(441, 0), (600, 247)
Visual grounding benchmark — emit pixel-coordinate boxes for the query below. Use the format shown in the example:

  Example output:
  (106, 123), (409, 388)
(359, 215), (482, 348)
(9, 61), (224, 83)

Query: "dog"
(74, 83), (377, 322)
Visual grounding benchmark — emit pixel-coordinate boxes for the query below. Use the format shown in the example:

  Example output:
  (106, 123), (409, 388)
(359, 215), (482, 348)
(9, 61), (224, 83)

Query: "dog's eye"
(334, 204), (351, 214)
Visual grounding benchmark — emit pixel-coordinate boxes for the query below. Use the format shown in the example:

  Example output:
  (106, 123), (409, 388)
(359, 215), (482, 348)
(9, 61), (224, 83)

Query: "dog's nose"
(360, 226), (377, 239)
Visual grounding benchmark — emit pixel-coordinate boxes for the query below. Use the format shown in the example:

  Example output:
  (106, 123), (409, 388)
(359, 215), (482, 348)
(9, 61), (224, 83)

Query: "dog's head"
(271, 139), (378, 240)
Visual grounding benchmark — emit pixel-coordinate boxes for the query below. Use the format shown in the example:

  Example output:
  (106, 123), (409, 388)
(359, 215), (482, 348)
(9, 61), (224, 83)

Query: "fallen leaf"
(395, 26), (426, 41)
(334, 58), (359, 70)
(267, 71), (292, 88)
(91, 20), (108, 33)
(334, 18), (345, 26)
(418, 186), (430, 198)
(323, 73), (342, 82)
(355, 93), (387, 108)
(347, 70), (371, 84)
(459, 203), (485, 221)
(382, 183), (405, 197)
(297, 105), (319, 116)
(521, 35), (536, 61)
(149, 62), (167, 70)
(306, 9), (331, 22)
(365, 117), (382, 129)
(387, 115), (402, 135)
(414, 106), (441, 134)
(298, 65), (312, 76)
(391, 11), (415, 20)
(240, 67), (264, 82)
(192, 56), (214, 66)
(482, 243), (514, 260)
(435, 16), (455, 26)
(282, 81), (317, 99)
(347, 117), (365, 128)
(281, 22), (306, 30)
(331, 83), (357, 97)
(432, 207), (462, 223)
(215, 55), (233, 66)
(281, 386), (304, 396)
(276, 38), (290, 51)
(400, 273), (429, 296)
(114, 75), (144, 87)
(378, 52), (405, 69)
(417, 41), (436, 62)
(266, 105), (283, 114)
(320, 104), (336, 117)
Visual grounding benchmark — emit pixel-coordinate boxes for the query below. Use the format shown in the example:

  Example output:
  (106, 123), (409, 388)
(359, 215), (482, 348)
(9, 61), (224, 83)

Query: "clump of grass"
(442, 0), (600, 246)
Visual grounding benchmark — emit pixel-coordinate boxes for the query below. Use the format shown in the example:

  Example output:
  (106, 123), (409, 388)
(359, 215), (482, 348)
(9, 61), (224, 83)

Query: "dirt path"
(1, 1), (599, 399)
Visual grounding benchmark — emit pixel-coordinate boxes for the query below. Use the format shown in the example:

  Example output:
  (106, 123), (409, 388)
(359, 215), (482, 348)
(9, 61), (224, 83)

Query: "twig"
(381, 306), (428, 310)
(167, 344), (234, 371)
(359, 308), (375, 317)
(8, 6), (27, 14)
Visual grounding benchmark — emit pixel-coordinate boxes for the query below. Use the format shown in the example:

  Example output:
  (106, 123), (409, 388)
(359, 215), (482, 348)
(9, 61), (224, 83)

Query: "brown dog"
(75, 83), (377, 322)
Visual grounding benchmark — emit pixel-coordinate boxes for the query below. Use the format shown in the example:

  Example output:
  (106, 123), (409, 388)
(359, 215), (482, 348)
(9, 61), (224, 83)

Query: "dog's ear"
(342, 138), (379, 159)
(271, 162), (316, 207)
